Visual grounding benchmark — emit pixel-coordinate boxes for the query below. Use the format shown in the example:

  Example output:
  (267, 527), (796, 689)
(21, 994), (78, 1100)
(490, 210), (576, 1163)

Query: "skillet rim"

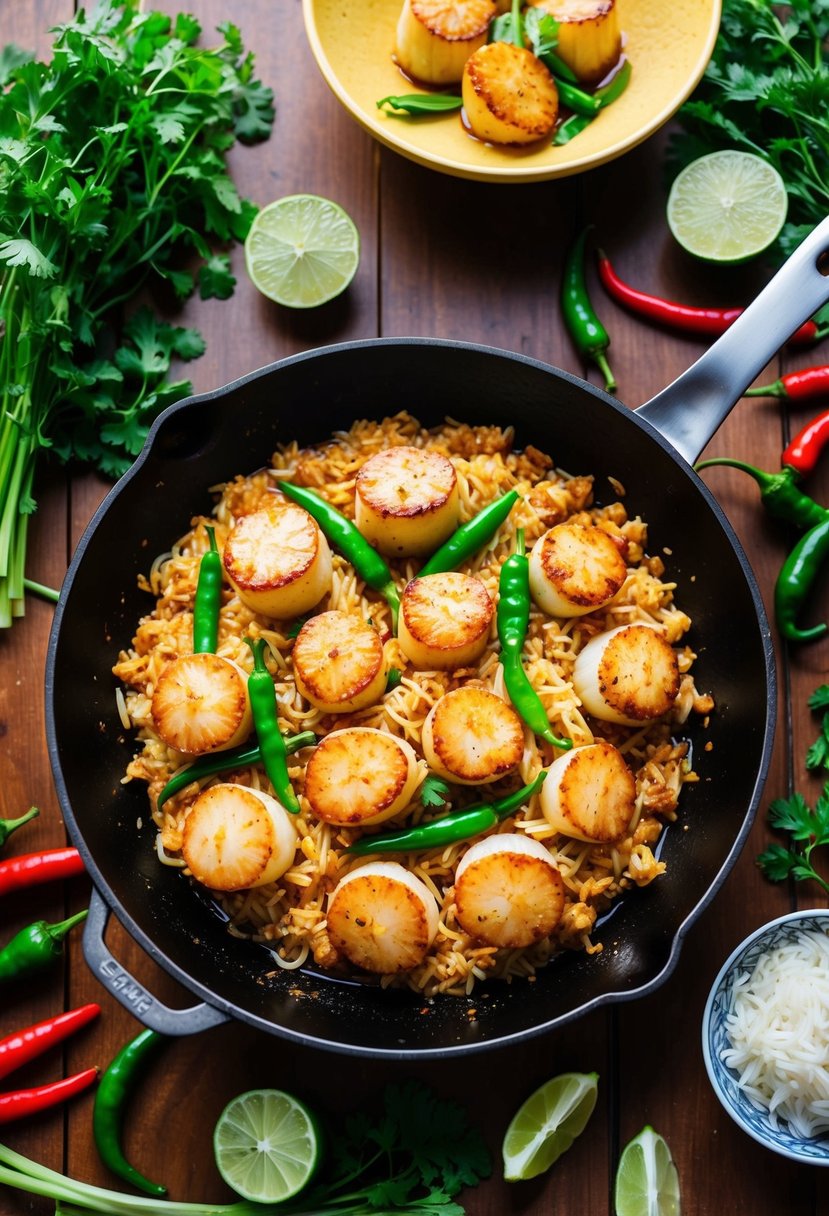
(45, 336), (776, 1058)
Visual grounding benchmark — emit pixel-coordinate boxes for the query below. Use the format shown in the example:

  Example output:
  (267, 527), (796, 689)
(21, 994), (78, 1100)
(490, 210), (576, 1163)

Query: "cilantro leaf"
(808, 685), (829, 711)
(421, 774), (451, 809)
(767, 792), (815, 841)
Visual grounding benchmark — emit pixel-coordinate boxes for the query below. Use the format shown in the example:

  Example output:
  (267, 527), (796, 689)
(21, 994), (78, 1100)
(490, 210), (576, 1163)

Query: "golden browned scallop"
(304, 727), (421, 827)
(572, 623), (681, 725)
(222, 499), (332, 619)
(422, 686), (524, 785)
(292, 610), (386, 713)
(462, 42), (559, 145)
(181, 783), (297, 891)
(151, 652), (252, 756)
(540, 740), (636, 842)
(454, 833), (565, 947)
(355, 445), (459, 558)
(398, 572), (493, 669)
(528, 521), (627, 617)
(394, 0), (497, 85)
(531, 0), (622, 84)
(327, 861), (440, 973)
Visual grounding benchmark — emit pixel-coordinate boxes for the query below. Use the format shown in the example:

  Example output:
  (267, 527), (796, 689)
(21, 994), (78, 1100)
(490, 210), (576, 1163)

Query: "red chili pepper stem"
(745, 367), (829, 401)
(0, 807), (39, 850)
(0, 1004), (101, 1082)
(0, 1068), (98, 1124)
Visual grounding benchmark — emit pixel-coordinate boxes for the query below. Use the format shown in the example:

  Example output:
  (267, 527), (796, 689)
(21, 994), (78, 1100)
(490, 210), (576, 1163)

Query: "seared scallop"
(181, 783), (297, 891)
(355, 445), (459, 558)
(398, 572), (493, 669)
(422, 686), (524, 785)
(222, 499), (333, 619)
(540, 740), (635, 842)
(531, 0), (622, 84)
(292, 610), (386, 713)
(462, 42), (559, 145)
(528, 521), (627, 617)
(394, 0), (496, 85)
(327, 861), (440, 973)
(572, 622), (680, 725)
(304, 727), (421, 827)
(151, 652), (252, 756)
(454, 833), (565, 947)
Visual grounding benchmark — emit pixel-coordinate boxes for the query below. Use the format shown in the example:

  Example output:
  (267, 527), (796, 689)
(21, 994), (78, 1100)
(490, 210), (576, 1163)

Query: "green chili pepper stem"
(0, 806), (39, 849)
(156, 732), (316, 813)
(562, 227), (616, 394)
(245, 637), (301, 814)
(418, 491), (520, 578)
(93, 1029), (168, 1197)
(192, 524), (222, 655)
(695, 458), (828, 530)
(774, 515), (829, 643)
(277, 481), (400, 632)
(345, 772), (546, 856)
(0, 909), (89, 983)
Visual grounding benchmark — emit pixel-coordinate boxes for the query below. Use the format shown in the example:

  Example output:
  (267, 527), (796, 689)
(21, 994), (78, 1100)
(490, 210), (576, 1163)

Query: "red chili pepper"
(782, 409), (829, 478)
(0, 847), (85, 897)
(596, 250), (821, 347)
(745, 365), (829, 402)
(0, 1004), (100, 1082)
(0, 1068), (98, 1123)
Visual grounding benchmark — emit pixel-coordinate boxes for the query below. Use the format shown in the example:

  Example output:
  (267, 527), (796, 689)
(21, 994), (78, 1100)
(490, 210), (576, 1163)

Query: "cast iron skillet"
(46, 218), (829, 1059)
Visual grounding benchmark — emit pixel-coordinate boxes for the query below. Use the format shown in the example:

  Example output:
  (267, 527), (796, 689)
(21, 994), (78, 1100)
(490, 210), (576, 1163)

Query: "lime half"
(244, 194), (360, 308)
(667, 150), (787, 263)
(614, 1125), (681, 1216)
(502, 1071), (598, 1181)
(213, 1088), (322, 1203)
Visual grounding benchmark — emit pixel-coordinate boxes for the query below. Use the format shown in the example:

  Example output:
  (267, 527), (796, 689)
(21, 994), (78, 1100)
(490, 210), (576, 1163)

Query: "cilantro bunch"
(670, 0), (829, 260)
(758, 685), (829, 890)
(0, 1), (274, 625)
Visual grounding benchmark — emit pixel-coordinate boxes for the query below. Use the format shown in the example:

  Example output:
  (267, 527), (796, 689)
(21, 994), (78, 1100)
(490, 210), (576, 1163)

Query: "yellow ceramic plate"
(302, 0), (722, 182)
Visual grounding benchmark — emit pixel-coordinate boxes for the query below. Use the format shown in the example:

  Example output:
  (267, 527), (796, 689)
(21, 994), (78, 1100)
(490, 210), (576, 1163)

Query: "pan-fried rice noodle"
(722, 930), (829, 1139)
(113, 412), (712, 997)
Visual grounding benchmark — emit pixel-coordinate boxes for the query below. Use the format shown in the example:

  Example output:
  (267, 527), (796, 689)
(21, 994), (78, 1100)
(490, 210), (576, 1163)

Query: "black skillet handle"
(83, 888), (230, 1035)
(636, 215), (829, 466)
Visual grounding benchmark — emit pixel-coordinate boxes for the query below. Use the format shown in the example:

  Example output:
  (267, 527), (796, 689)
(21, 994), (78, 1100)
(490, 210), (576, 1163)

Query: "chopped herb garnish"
(421, 773), (451, 809)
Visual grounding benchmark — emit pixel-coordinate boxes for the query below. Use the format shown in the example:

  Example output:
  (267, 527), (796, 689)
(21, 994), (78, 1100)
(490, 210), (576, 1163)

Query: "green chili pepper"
(562, 227), (616, 393)
(93, 1028), (167, 1197)
(156, 731), (316, 812)
(0, 806), (38, 850)
(695, 457), (828, 531)
(346, 771), (546, 856)
(418, 490), (520, 577)
(244, 637), (301, 813)
(498, 529), (572, 751)
(554, 60), (632, 144)
(774, 515), (829, 644)
(192, 525), (222, 654)
(278, 481), (401, 631)
(555, 78), (601, 117)
(377, 93), (463, 114)
(0, 909), (88, 982)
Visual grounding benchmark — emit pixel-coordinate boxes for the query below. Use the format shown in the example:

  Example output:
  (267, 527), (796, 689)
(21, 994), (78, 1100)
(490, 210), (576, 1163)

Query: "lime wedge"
(614, 1125), (681, 1216)
(666, 150), (787, 263)
(502, 1071), (598, 1181)
(213, 1088), (322, 1203)
(244, 194), (360, 308)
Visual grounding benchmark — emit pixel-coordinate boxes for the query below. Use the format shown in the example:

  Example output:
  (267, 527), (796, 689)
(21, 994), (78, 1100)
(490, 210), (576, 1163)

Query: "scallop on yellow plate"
(302, 0), (722, 182)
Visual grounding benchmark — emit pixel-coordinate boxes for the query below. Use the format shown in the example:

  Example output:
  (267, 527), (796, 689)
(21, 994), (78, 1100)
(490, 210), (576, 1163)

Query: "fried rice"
(112, 411), (713, 998)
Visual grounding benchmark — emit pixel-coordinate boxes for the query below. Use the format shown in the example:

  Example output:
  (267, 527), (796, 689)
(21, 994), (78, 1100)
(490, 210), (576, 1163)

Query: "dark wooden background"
(2, 2), (828, 1212)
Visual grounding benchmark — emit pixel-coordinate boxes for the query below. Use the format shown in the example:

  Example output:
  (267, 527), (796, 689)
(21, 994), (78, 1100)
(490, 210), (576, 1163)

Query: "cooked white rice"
(722, 929), (829, 1138)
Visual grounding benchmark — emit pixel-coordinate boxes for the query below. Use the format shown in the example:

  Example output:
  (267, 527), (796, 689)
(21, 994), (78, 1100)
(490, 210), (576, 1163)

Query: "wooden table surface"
(3, 2), (829, 1213)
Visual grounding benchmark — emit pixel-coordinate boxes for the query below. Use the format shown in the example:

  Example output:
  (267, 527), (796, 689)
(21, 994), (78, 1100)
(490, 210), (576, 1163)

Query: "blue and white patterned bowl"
(702, 910), (829, 1165)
